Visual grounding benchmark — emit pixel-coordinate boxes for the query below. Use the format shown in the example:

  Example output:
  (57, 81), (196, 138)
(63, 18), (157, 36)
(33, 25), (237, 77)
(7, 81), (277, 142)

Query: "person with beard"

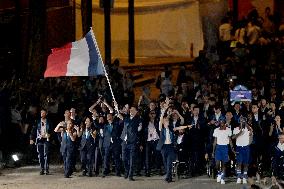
(119, 105), (142, 181)
(30, 109), (53, 175)
(101, 113), (123, 177)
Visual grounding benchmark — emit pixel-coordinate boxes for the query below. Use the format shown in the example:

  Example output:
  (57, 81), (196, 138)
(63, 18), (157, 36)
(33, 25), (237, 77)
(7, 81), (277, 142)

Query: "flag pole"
(90, 28), (118, 111)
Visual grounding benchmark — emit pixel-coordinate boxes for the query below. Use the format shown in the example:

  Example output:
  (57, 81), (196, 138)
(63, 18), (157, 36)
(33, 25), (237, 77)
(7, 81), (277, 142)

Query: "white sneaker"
(243, 178), (247, 184)
(236, 178), (242, 184)
(217, 175), (221, 183)
(221, 179), (225, 184)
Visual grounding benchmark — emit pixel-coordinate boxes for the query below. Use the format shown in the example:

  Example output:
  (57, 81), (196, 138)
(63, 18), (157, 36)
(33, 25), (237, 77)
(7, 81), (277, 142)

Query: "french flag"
(44, 29), (105, 77)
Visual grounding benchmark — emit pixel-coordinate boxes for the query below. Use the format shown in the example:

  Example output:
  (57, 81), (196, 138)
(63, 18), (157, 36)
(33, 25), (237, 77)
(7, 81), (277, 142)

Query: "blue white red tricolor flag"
(44, 29), (105, 77)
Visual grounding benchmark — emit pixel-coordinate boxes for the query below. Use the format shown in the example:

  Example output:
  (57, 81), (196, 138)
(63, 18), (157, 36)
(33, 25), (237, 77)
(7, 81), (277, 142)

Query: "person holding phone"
(232, 115), (253, 184)
(76, 116), (97, 177)
(54, 120), (77, 178)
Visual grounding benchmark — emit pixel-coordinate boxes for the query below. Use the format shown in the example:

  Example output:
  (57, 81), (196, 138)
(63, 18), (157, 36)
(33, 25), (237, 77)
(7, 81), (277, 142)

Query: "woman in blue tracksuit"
(75, 116), (97, 177)
(54, 119), (77, 178)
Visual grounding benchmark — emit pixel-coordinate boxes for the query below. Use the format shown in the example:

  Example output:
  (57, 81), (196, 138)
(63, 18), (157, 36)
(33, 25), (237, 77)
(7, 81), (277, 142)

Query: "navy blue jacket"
(79, 128), (96, 150)
(60, 131), (76, 154)
(142, 119), (160, 143)
(30, 119), (53, 143)
(120, 115), (142, 145)
(102, 119), (123, 148)
(271, 144), (284, 178)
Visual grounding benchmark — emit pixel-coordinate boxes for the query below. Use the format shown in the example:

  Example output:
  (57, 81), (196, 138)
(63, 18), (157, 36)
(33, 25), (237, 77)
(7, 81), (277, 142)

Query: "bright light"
(229, 79), (233, 82)
(12, 154), (19, 162)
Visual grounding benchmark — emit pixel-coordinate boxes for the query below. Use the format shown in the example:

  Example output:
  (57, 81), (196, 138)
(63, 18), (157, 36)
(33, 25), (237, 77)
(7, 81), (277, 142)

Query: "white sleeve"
(213, 128), (217, 138)
(228, 129), (232, 137)
(233, 128), (239, 135)
(138, 122), (142, 132)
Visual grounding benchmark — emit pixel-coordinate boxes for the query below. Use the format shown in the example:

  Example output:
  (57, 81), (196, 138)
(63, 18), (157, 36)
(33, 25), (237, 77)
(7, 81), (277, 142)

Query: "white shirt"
(254, 114), (259, 122)
(277, 142), (284, 152)
(213, 128), (232, 145)
(147, 122), (159, 141)
(233, 127), (250, 146)
(177, 135), (184, 145)
(172, 121), (177, 128)
(40, 120), (47, 138)
(215, 113), (221, 121)
(194, 116), (198, 125)
(164, 128), (171, 144)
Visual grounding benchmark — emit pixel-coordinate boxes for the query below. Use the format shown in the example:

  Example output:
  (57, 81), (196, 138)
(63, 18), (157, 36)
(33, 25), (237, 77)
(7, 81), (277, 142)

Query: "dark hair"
(113, 59), (120, 66)
(214, 104), (222, 110)
(149, 110), (156, 115)
(193, 106), (199, 110)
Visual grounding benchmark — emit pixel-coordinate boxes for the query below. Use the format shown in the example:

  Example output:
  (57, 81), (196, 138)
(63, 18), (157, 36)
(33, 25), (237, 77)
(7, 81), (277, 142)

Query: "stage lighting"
(12, 154), (19, 162)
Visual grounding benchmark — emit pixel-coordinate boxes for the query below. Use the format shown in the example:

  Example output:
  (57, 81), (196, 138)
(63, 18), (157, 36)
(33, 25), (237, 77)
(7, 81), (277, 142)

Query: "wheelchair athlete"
(271, 132), (284, 182)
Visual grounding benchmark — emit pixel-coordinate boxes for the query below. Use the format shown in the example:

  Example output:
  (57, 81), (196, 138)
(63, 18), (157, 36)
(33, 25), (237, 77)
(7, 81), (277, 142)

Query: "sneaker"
(45, 170), (50, 175)
(242, 178), (247, 184)
(236, 178), (242, 184)
(40, 170), (44, 175)
(217, 175), (221, 183)
(221, 179), (225, 184)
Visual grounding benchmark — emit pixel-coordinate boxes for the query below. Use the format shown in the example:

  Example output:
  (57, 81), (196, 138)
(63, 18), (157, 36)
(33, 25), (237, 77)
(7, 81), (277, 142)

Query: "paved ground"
(0, 166), (256, 189)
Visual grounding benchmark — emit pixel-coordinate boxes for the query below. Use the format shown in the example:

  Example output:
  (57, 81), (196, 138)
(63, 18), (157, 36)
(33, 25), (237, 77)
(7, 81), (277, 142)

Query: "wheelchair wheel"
(174, 163), (179, 181)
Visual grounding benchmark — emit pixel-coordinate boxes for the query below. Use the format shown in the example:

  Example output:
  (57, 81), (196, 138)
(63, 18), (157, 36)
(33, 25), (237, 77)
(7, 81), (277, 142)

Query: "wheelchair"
(172, 160), (190, 181)
(206, 157), (217, 178)
(171, 148), (190, 181)
(271, 155), (284, 181)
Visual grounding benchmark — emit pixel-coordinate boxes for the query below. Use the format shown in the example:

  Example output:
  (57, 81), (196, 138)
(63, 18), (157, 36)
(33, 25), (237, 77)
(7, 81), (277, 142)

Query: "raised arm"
(232, 127), (243, 140)
(74, 125), (82, 137)
(54, 121), (65, 133)
(89, 98), (101, 113)
(102, 99), (114, 113)
(173, 110), (184, 125)
(173, 125), (192, 131)
(114, 101), (124, 120)
(159, 112), (164, 131)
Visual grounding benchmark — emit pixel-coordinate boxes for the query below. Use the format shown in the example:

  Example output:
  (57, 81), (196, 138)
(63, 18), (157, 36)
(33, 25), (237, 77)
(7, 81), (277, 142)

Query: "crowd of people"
(0, 6), (284, 188)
